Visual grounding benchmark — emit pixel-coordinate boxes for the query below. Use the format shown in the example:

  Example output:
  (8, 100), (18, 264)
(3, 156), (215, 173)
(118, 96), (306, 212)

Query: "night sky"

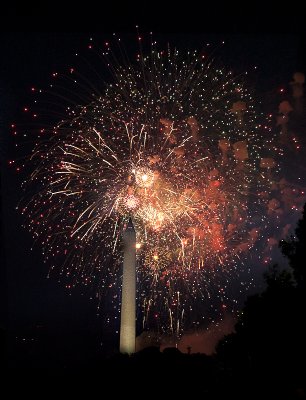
(1, 6), (306, 367)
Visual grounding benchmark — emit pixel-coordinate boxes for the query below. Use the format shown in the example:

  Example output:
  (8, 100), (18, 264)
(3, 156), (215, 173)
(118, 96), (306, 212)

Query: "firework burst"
(19, 42), (276, 335)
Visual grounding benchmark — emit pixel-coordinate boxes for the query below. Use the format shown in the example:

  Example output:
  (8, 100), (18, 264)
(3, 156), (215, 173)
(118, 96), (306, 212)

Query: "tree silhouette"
(216, 204), (306, 397)
(280, 203), (306, 290)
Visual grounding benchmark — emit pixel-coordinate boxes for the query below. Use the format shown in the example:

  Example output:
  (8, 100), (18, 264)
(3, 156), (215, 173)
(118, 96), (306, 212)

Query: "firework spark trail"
(20, 44), (278, 335)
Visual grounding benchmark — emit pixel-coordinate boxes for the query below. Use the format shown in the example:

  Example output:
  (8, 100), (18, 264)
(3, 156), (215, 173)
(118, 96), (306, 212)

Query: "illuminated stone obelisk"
(119, 217), (136, 354)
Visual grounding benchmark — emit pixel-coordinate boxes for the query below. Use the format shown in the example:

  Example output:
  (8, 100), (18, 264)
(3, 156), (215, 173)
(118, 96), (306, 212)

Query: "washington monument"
(119, 217), (136, 354)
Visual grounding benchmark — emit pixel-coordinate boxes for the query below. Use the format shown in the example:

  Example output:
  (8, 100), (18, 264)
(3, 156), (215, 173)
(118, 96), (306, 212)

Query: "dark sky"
(1, 2), (306, 34)
(1, 7), (306, 363)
